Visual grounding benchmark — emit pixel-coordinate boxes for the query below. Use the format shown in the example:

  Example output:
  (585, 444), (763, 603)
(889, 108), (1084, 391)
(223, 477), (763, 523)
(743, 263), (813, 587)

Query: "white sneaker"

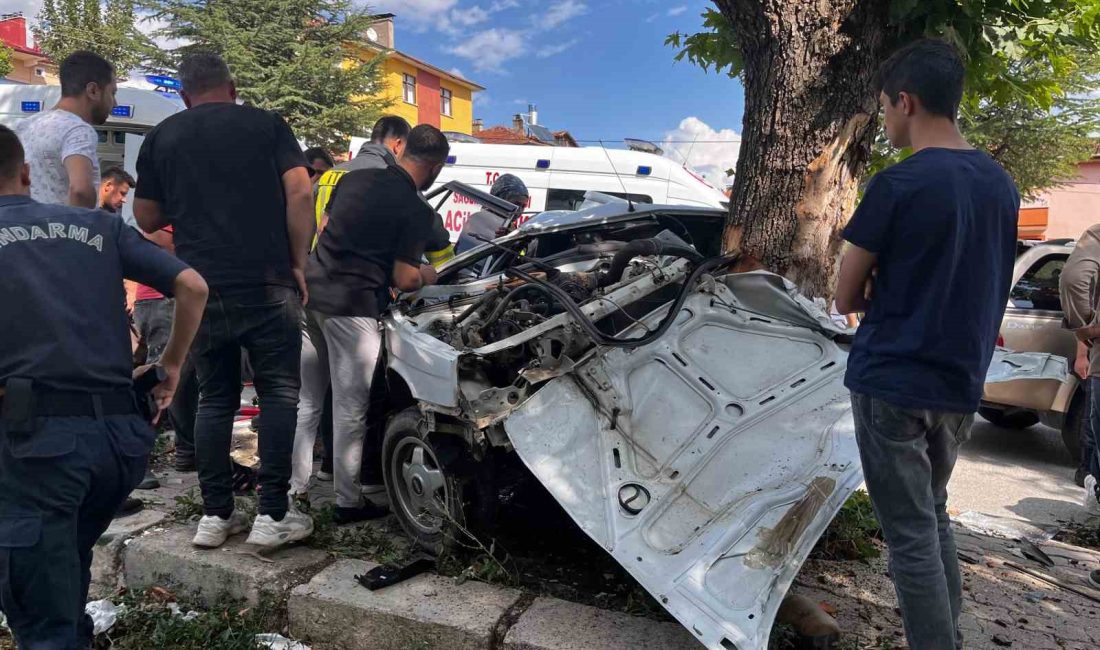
(192, 511), (250, 548)
(245, 507), (314, 548)
(1084, 475), (1100, 515)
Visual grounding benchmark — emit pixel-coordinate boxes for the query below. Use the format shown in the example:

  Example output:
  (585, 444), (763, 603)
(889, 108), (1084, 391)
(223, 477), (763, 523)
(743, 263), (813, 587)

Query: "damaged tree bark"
(714, 0), (896, 298)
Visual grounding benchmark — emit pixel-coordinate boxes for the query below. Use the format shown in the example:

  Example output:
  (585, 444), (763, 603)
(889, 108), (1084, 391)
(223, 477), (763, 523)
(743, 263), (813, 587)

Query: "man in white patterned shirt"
(15, 51), (116, 208)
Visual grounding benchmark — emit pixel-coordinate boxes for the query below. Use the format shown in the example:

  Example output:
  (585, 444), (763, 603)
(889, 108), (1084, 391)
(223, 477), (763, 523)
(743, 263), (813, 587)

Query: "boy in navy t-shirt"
(835, 39), (1018, 649)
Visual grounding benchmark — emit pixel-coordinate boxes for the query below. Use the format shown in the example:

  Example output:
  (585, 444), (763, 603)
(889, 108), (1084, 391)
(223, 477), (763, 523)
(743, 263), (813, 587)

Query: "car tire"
(382, 407), (477, 555)
(1061, 390), (1085, 465)
(978, 406), (1039, 430)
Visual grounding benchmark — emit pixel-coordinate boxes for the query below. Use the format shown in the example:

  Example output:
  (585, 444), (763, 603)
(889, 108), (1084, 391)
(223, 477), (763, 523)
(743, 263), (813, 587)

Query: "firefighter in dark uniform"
(0, 124), (208, 648)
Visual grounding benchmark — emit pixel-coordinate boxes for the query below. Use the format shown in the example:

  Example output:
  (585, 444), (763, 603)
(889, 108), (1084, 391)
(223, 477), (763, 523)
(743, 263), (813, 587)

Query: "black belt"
(0, 389), (139, 418)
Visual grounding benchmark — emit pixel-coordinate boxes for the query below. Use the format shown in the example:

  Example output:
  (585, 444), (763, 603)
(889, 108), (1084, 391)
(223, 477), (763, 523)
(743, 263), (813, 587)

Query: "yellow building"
(352, 14), (483, 135)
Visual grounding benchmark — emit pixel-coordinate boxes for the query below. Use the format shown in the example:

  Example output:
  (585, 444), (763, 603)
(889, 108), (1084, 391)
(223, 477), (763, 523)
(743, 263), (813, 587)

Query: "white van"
(347, 139), (730, 239)
(0, 84), (184, 222)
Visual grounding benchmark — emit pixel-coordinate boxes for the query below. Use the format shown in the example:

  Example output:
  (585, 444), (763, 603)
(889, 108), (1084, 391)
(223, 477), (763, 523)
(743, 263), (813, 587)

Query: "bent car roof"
(516, 201), (726, 234)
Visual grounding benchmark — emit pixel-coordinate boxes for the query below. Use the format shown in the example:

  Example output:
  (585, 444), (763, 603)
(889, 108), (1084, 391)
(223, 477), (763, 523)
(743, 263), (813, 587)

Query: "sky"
(8, 0), (746, 185)
(372, 0), (745, 185)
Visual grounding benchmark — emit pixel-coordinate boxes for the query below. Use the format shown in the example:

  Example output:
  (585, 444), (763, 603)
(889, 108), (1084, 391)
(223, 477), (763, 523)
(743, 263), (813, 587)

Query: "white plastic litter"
(84, 600), (119, 635)
(166, 602), (200, 622)
(254, 633), (311, 650)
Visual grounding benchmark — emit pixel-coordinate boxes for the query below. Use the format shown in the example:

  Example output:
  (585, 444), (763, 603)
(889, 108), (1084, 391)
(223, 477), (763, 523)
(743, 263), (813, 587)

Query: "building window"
(34, 68), (45, 77)
(402, 74), (416, 105)
(441, 88), (453, 117)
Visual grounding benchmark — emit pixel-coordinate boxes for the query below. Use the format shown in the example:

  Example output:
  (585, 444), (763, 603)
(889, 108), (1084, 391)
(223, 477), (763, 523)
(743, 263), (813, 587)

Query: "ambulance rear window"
(546, 189), (652, 211)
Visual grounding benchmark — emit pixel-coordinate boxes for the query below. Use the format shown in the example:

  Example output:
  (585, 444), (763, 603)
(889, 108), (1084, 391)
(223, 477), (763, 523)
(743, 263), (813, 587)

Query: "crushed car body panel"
(503, 272), (862, 650)
(983, 348), (1074, 414)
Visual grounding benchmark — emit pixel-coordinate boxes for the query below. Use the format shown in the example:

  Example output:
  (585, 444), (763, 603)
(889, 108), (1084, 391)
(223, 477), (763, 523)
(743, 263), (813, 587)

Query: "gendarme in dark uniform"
(0, 125), (199, 648)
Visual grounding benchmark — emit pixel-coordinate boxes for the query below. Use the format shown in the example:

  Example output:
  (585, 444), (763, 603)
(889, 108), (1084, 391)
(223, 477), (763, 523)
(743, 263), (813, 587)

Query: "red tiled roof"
(474, 126), (551, 146)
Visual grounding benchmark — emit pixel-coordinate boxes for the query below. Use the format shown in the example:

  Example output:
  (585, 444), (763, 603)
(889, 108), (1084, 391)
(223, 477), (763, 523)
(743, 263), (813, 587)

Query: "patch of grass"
(1054, 519), (1100, 550)
(812, 490), (883, 561)
(171, 488), (204, 522)
(86, 591), (281, 650)
(305, 504), (409, 563)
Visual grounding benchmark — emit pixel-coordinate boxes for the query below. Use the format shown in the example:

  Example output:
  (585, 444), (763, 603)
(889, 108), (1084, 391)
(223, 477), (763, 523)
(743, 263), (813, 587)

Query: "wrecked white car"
(371, 184), (863, 649)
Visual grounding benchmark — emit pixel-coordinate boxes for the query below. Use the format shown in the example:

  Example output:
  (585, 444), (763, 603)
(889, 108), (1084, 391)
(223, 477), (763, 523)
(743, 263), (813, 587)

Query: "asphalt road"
(948, 416), (1093, 534)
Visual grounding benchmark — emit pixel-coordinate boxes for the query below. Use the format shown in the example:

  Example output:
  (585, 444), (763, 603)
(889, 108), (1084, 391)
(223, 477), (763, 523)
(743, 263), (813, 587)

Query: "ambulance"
(347, 138), (731, 239)
(0, 81), (185, 223)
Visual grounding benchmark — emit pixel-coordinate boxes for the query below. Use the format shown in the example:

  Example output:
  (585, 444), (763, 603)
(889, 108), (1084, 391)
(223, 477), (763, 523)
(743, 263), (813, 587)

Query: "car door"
(503, 272), (862, 650)
(1002, 249), (1076, 361)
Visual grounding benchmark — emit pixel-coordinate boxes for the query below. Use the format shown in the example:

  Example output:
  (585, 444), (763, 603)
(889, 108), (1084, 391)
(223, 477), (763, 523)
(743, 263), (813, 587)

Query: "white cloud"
(372, 0), (460, 32)
(645, 13), (660, 23)
(667, 5), (688, 17)
(661, 117), (742, 188)
(448, 29), (525, 73)
(474, 92), (491, 106)
(540, 0), (587, 29)
(449, 67), (466, 78)
(450, 5), (490, 27)
(535, 38), (578, 58)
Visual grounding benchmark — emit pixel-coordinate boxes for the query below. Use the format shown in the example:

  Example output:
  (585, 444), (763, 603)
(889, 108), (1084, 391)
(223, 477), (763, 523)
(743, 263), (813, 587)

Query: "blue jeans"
(192, 286), (302, 518)
(1087, 378), (1100, 492)
(850, 393), (972, 650)
(0, 414), (152, 648)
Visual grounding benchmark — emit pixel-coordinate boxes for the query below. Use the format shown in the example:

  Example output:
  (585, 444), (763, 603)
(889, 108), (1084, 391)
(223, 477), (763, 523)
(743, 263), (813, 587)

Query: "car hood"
(502, 271), (862, 649)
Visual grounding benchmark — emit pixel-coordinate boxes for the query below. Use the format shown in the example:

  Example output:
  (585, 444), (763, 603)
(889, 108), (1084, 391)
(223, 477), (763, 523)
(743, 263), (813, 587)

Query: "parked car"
(370, 182), (862, 649)
(981, 240), (1085, 460)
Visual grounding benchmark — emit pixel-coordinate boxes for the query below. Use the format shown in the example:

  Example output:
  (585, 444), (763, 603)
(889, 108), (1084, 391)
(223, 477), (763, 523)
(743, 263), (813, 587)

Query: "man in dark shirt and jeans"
(134, 52), (316, 549)
(835, 40), (1018, 649)
(304, 125), (447, 523)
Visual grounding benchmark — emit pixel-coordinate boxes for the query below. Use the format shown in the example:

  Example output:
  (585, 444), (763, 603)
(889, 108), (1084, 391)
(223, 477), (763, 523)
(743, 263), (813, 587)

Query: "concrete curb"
(90, 509), (168, 599)
(108, 520), (703, 649)
(289, 559), (523, 650)
(122, 523), (332, 607)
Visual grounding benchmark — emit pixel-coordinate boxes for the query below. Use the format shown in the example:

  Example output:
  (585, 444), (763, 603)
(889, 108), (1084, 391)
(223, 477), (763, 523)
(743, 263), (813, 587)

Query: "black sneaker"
(1090, 569), (1100, 590)
(137, 472), (160, 490)
(114, 497), (144, 519)
(333, 503), (389, 525)
(174, 452), (197, 472)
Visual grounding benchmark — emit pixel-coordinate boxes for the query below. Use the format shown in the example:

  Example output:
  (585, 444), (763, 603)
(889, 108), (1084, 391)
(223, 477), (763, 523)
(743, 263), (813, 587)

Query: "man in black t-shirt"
(302, 125), (447, 524)
(134, 52), (316, 549)
(834, 40), (1018, 650)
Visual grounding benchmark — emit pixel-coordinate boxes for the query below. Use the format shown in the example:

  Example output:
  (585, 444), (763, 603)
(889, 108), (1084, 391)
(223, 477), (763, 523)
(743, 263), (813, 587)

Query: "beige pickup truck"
(982, 240), (1085, 461)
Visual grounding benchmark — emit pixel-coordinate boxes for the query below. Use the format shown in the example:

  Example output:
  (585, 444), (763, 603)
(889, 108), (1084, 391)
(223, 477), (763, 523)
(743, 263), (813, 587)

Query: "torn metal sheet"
(504, 277), (862, 650)
(985, 348), (1068, 384)
(983, 348), (1072, 414)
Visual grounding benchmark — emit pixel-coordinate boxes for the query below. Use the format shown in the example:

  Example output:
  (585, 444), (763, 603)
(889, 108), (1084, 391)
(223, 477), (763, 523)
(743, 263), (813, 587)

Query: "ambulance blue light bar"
(145, 75), (182, 91)
(20, 101), (41, 113)
(636, 166), (652, 176)
(446, 155), (457, 165)
(536, 159), (550, 169)
(111, 105), (134, 118)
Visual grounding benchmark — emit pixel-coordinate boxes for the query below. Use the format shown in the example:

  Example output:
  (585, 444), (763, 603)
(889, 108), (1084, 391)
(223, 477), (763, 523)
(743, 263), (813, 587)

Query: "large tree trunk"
(715, 0), (895, 298)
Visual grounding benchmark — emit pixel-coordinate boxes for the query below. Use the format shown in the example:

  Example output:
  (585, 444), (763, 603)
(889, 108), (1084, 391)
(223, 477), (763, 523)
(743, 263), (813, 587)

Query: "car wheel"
(978, 406), (1039, 430)
(1061, 390), (1085, 465)
(382, 407), (476, 554)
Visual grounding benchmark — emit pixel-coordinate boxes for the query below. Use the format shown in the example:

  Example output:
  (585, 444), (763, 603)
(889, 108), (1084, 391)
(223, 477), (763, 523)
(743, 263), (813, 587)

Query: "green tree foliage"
(0, 45), (12, 79)
(670, 2), (1100, 198)
(665, 2), (1100, 291)
(867, 54), (1100, 199)
(145, 0), (391, 151)
(34, 0), (154, 74)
